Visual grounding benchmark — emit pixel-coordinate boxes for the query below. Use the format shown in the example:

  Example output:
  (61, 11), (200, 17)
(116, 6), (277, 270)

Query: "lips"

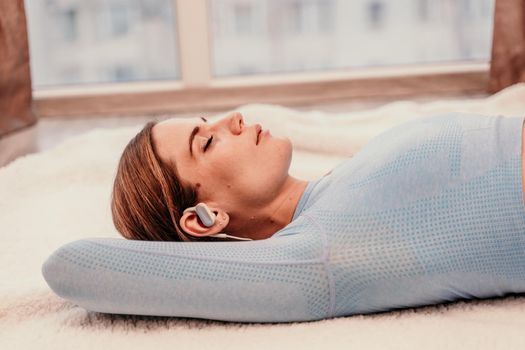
(255, 124), (262, 145)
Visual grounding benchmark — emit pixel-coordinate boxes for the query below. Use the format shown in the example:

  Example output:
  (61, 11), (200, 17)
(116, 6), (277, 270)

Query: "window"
(208, 0), (495, 77)
(367, 1), (385, 30)
(234, 3), (253, 35)
(28, 0), (493, 116)
(59, 8), (78, 43)
(417, 0), (428, 21)
(109, 4), (131, 37)
(25, 0), (179, 87)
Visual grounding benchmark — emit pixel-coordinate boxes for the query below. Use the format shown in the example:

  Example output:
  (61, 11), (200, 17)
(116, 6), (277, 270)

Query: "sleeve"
(41, 222), (331, 323)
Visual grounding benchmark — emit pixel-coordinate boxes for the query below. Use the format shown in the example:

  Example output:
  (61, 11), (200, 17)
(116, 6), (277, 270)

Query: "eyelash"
(203, 135), (213, 152)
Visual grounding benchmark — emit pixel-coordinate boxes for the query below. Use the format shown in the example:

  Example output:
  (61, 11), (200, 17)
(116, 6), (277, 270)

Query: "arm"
(42, 226), (330, 323)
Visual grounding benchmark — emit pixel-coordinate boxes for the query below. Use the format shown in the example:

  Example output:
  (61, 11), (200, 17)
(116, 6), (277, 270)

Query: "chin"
(280, 139), (294, 168)
(277, 136), (293, 150)
(263, 137), (293, 174)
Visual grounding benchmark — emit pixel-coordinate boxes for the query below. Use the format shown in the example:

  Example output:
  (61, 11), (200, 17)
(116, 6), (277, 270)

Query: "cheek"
(211, 138), (292, 178)
(204, 151), (240, 181)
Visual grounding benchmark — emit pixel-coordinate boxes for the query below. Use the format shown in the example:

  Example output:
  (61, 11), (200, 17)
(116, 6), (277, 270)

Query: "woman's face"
(151, 112), (294, 213)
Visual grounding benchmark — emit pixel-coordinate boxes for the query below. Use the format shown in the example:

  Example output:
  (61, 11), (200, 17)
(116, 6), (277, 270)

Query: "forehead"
(153, 118), (195, 164)
(156, 118), (191, 134)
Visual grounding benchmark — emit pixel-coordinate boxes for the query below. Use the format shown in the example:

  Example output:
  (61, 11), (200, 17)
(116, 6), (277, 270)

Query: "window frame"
(32, 0), (491, 117)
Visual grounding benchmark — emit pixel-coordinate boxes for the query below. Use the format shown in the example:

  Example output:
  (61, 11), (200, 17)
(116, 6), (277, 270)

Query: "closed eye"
(203, 135), (213, 152)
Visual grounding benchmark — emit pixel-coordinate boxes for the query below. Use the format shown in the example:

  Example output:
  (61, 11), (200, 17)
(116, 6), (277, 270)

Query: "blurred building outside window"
(209, 0), (495, 76)
(25, 0), (494, 88)
(25, 0), (179, 87)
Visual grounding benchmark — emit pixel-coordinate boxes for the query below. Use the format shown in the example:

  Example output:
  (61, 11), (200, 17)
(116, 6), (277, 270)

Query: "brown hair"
(110, 120), (230, 242)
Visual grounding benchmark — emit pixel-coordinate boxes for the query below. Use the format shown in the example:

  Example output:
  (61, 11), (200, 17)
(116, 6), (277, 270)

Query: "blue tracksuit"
(42, 113), (525, 323)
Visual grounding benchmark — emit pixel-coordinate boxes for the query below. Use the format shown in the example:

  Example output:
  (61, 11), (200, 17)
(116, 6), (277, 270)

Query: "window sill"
(33, 62), (489, 117)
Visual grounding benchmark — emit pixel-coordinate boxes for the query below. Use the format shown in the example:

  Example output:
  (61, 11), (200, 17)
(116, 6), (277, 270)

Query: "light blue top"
(42, 113), (525, 323)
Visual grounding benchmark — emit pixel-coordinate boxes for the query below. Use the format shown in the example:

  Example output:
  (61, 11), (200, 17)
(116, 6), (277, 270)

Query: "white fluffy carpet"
(2, 84), (525, 349)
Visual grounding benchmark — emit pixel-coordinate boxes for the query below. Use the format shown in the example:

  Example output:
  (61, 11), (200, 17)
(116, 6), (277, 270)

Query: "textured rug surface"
(2, 83), (525, 349)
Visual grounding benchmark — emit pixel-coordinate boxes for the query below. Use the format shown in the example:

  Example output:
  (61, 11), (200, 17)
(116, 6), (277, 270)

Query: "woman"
(112, 111), (310, 242)
(108, 111), (525, 322)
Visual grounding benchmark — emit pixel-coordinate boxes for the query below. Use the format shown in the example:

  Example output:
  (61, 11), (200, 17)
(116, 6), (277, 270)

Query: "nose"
(210, 111), (244, 136)
(227, 111), (244, 135)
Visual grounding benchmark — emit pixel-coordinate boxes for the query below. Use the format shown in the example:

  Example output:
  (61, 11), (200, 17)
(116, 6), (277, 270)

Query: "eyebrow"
(189, 116), (208, 158)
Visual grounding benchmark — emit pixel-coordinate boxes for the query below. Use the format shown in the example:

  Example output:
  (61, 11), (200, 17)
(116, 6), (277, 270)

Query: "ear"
(179, 206), (230, 239)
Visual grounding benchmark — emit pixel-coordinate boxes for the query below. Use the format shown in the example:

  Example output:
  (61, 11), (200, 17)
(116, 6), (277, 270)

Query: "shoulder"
(271, 215), (317, 239)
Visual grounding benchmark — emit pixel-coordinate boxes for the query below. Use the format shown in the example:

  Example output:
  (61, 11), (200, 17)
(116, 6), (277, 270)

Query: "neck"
(234, 177), (309, 240)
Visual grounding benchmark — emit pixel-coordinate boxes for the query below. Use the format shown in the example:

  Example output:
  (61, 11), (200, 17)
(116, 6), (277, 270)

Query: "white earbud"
(183, 203), (253, 241)
(183, 203), (216, 227)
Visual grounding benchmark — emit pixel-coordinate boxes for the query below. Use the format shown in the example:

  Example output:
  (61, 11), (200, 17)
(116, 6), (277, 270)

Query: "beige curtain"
(0, 0), (37, 138)
(489, 0), (525, 92)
